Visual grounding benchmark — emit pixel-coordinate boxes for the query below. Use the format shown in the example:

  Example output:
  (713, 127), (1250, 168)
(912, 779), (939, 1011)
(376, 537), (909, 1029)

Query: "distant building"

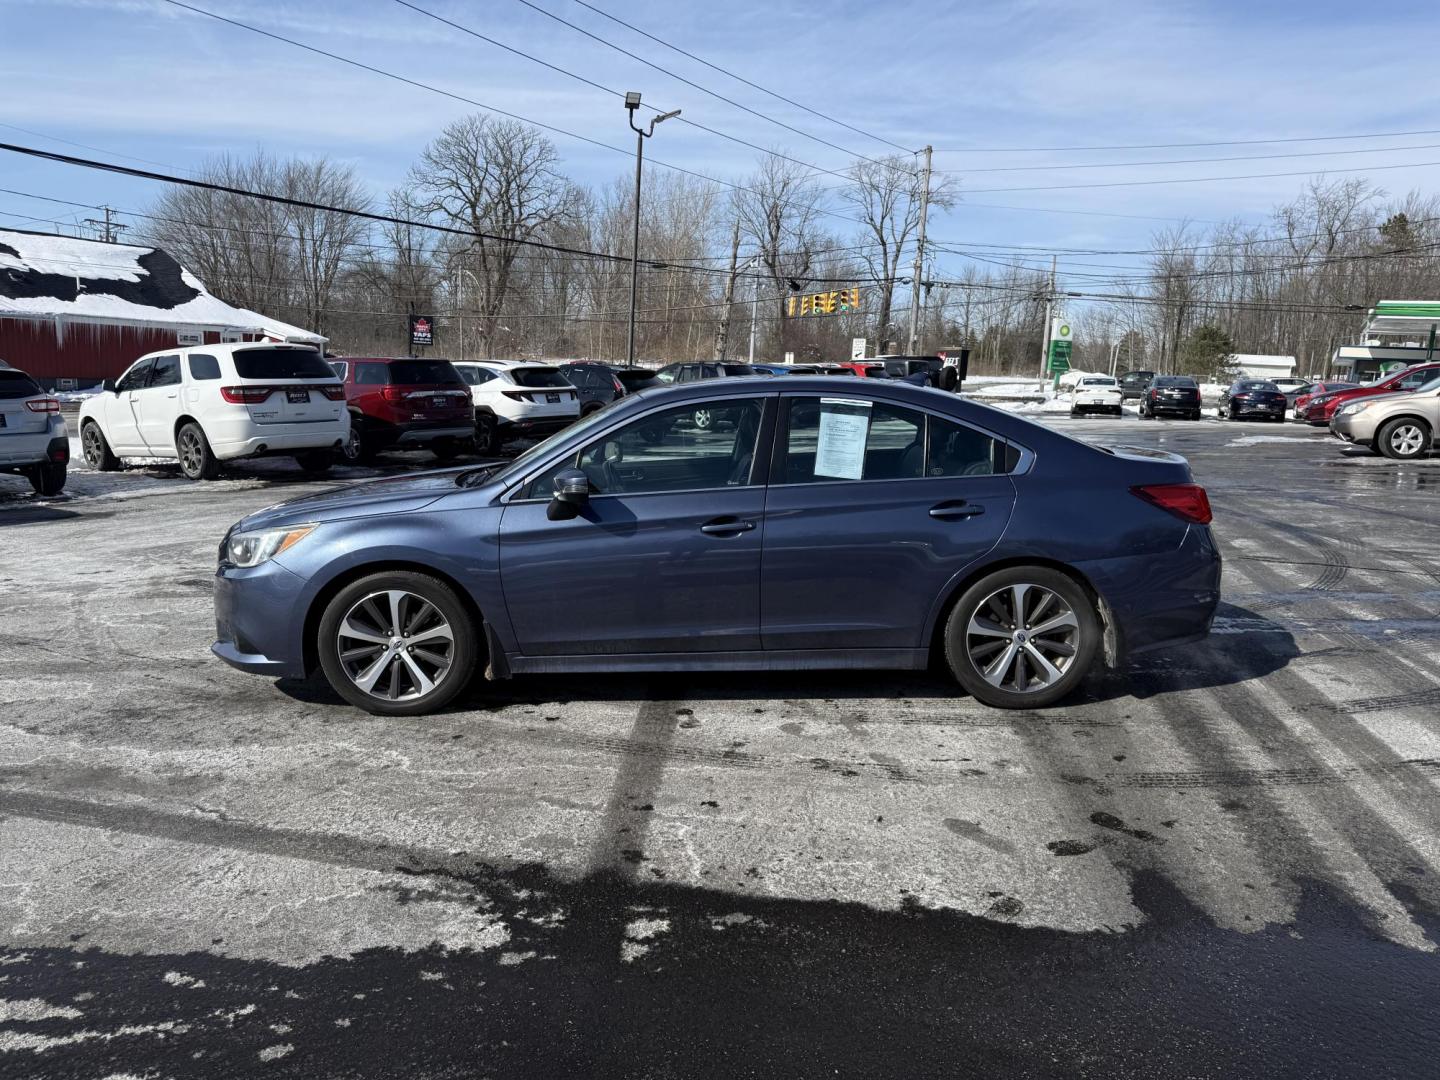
(1230, 353), (1297, 380)
(1331, 300), (1440, 381)
(0, 228), (324, 387)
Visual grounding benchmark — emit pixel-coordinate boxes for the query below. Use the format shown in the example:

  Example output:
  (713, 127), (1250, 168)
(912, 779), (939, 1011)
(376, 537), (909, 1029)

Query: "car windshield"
(1080, 378), (1115, 386)
(0, 369), (42, 398)
(387, 360), (465, 386)
(232, 347), (336, 381)
(1236, 381), (1278, 391)
(1153, 377), (1196, 387)
(507, 366), (572, 389)
(1415, 374), (1440, 393)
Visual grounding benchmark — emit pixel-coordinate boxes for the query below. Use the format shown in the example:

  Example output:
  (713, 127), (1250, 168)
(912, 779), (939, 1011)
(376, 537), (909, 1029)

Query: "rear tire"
(81, 421), (120, 471)
(581, 400), (605, 417)
(431, 437), (464, 463)
(474, 412), (501, 456)
(943, 566), (1100, 709)
(176, 422), (220, 481)
(1377, 417), (1432, 461)
(316, 570), (479, 716)
(295, 451), (334, 475)
(25, 461), (66, 496)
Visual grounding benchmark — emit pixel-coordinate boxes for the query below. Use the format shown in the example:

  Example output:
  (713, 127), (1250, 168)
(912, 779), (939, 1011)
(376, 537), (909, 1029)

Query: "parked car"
(212, 376), (1220, 717)
(1068, 375), (1123, 417)
(1295, 363), (1440, 426)
(561, 362), (659, 416)
(1270, 377), (1309, 395)
(0, 361), (68, 495)
(1218, 378), (1288, 421)
(1138, 375), (1202, 420)
(751, 364), (858, 376)
(653, 361), (768, 429)
(1118, 369), (1157, 401)
(80, 344), (346, 480)
(452, 360), (581, 454)
(1330, 371), (1440, 459)
(330, 357), (473, 463)
(836, 361), (890, 378)
(1290, 379), (1357, 418)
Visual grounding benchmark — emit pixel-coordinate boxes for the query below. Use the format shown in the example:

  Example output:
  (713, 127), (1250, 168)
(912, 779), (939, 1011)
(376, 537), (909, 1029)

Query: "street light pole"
(624, 92), (680, 368)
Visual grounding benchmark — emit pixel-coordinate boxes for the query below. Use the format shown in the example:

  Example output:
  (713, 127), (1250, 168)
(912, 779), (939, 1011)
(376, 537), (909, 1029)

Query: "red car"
(1290, 380), (1356, 419)
(1296, 364), (1440, 425)
(836, 361), (888, 377)
(329, 357), (475, 462)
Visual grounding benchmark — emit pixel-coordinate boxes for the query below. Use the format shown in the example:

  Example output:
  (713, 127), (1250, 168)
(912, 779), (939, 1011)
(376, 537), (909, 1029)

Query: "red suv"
(1296, 364), (1440, 425)
(329, 357), (475, 462)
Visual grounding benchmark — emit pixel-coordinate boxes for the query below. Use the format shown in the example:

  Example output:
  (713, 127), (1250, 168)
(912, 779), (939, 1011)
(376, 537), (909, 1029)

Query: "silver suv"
(1330, 373), (1440, 459)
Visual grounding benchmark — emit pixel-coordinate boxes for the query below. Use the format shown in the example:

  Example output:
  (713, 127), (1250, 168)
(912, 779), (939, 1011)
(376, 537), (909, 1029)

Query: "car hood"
(235, 468), (470, 531)
(1349, 389), (1423, 410)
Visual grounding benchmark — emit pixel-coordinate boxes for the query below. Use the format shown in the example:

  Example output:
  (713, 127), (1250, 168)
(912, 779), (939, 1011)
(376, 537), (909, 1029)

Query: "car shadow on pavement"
(275, 602), (1296, 713)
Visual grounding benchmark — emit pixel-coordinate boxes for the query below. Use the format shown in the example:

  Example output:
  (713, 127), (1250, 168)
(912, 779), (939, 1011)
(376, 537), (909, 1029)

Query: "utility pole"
(1038, 254), (1057, 382)
(906, 145), (933, 354)
(83, 206), (127, 244)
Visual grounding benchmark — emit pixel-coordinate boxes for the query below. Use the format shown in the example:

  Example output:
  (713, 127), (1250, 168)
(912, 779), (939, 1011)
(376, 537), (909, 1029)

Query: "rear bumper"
(1078, 524), (1222, 661)
(1228, 403), (1286, 417)
(211, 420), (349, 460)
(1149, 404), (1200, 416)
(0, 416), (68, 467)
(496, 414), (577, 436)
(394, 424), (473, 445)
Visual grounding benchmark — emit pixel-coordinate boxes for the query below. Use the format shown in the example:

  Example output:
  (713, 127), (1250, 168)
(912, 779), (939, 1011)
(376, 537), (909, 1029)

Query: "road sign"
(851, 338), (867, 360)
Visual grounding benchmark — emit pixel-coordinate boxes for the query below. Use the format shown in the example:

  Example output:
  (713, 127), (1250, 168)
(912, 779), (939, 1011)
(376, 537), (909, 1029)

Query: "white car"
(78, 343), (349, 480)
(1069, 375), (1124, 417)
(0, 361), (68, 495)
(452, 360), (580, 454)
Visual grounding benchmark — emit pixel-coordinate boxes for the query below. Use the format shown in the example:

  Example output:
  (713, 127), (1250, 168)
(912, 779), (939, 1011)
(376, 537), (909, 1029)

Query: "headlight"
(224, 524), (316, 568)
(1337, 402), (1370, 417)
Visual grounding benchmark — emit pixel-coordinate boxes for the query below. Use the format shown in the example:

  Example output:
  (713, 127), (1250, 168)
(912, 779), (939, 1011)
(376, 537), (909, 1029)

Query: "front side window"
(524, 398), (765, 499)
(116, 359), (153, 393)
(188, 354), (221, 381)
(779, 398), (925, 484)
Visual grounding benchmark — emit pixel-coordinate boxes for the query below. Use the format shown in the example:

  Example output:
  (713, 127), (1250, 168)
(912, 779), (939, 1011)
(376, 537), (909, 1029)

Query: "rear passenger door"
(760, 395), (1017, 651)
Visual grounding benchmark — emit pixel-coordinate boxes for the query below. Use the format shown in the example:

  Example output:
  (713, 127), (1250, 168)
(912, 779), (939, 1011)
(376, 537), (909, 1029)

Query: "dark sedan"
(212, 378), (1220, 716)
(1219, 378), (1288, 421)
(1139, 376), (1203, 420)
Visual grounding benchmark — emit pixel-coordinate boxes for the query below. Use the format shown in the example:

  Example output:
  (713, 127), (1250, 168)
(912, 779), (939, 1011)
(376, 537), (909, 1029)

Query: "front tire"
(176, 422), (220, 480)
(25, 461), (66, 496)
(317, 571), (479, 716)
(1377, 417), (1432, 461)
(295, 451), (334, 475)
(943, 566), (1100, 709)
(81, 421), (120, 471)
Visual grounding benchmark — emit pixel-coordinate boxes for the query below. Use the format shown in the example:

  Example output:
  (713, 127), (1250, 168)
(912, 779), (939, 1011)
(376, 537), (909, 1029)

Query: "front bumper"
(212, 558), (310, 679)
(1329, 411), (1375, 445)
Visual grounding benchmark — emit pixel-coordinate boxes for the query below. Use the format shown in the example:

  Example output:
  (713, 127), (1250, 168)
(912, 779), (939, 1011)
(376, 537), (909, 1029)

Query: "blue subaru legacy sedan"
(213, 378), (1220, 715)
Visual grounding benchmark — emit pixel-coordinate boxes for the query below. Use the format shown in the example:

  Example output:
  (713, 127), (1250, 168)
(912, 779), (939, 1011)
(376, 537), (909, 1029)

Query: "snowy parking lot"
(2, 414), (1440, 1075)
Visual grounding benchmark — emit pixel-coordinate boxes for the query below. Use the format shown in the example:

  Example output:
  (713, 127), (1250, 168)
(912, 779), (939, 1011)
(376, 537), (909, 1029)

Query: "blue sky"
(4, 0), (1440, 285)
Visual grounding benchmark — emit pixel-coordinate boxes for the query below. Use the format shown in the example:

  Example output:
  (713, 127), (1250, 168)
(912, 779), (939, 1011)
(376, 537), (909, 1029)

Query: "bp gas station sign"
(1047, 319), (1073, 374)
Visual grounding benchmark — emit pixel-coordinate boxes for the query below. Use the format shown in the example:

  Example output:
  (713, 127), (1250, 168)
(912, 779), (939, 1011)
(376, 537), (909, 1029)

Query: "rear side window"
(508, 366), (571, 389)
(927, 415), (1007, 477)
(356, 362), (389, 385)
(0, 369), (41, 398)
(188, 354), (221, 381)
(233, 347), (334, 381)
(388, 360), (464, 385)
(722, 365), (758, 377)
(780, 398), (925, 484)
(148, 355), (182, 388)
(329, 360), (349, 380)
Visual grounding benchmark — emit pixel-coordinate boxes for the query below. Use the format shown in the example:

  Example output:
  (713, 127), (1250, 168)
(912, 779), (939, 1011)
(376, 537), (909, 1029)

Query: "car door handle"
(700, 517), (755, 535)
(929, 502), (984, 520)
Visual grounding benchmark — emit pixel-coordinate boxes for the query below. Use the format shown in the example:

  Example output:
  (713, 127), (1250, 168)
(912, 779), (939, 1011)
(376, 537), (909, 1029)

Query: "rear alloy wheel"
(317, 571), (478, 715)
(1377, 417), (1432, 461)
(176, 422), (220, 480)
(944, 566), (1099, 709)
(474, 412), (501, 456)
(692, 408), (714, 430)
(25, 461), (66, 496)
(295, 451), (334, 475)
(81, 421), (120, 471)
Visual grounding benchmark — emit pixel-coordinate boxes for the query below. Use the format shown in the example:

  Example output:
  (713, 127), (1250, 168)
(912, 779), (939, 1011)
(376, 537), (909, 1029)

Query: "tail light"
(1149, 389), (1159, 399)
(501, 390), (529, 401)
(220, 385), (273, 404)
(319, 385), (346, 401)
(380, 386), (406, 402)
(612, 376), (624, 393)
(24, 397), (59, 413)
(1132, 483), (1212, 525)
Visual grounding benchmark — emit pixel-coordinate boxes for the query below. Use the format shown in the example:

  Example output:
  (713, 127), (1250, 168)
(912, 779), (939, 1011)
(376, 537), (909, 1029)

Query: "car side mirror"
(102, 378), (118, 394)
(546, 467), (590, 521)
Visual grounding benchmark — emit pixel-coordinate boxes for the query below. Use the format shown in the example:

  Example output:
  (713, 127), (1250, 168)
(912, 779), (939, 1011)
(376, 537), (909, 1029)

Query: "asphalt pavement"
(1, 415), (1439, 1078)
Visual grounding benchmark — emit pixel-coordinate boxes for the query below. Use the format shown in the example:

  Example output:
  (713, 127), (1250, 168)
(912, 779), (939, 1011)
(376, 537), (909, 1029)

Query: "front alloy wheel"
(1378, 418), (1431, 460)
(945, 567), (1099, 708)
(317, 571), (477, 715)
(692, 408), (713, 430)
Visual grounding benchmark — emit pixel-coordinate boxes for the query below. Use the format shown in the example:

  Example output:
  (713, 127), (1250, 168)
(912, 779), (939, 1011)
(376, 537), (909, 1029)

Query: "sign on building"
(786, 288), (862, 318)
(409, 314), (434, 349)
(176, 330), (204, 346)
(220, 330), (244, 343)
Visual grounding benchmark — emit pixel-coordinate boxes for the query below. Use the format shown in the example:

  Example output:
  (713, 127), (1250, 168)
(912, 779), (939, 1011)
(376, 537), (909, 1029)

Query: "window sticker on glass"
(815, 398), (873, 480)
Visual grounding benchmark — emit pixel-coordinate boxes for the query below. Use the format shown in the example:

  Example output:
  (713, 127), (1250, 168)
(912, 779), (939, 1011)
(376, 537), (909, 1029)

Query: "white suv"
(78, 343), (349, 480)
(0, 361), (68, 495)
(1068, 375), (1123, 417)
(452, 360), (580, 454)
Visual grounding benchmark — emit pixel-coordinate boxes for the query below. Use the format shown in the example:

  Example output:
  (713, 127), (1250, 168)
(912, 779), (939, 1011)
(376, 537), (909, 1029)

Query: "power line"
(505, 0), (905, 172)
(931, 128), (1440, 154)
(567, 0), (912, 154)
(961, 156), (1440, 194)
(935, 140), (1440, 176)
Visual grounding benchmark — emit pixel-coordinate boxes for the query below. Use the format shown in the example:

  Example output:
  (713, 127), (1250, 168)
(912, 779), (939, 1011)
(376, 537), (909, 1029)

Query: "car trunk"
(503, 366), (579, 416)
(231, 347), (346, 427)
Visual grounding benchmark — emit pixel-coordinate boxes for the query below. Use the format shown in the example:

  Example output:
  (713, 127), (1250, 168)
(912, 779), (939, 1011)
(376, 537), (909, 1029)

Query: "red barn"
(0, 227), (325, 388)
